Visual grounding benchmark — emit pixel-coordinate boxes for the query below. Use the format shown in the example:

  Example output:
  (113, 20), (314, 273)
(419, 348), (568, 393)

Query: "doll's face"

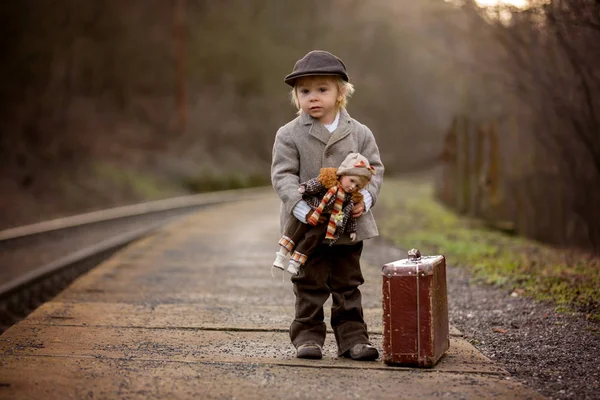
(339, 175), (367, 193)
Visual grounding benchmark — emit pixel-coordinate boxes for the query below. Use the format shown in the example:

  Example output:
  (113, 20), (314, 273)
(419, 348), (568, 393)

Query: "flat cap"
(284, 50), (349, 87)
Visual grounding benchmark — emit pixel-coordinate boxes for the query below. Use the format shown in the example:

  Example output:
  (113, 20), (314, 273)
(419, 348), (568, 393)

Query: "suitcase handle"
(408, 248), (421, 261)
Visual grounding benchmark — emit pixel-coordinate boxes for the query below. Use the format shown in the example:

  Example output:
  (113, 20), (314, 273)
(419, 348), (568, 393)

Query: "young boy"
(273, 152), (375, 276)
(271, 50), (384, 361)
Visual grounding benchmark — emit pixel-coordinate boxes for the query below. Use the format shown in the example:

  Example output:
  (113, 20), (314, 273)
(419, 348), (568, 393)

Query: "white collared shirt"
(324, 112), (340, 133)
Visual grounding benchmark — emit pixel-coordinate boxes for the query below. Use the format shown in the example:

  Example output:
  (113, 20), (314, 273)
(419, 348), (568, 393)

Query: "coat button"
(325, 150), (332, 157)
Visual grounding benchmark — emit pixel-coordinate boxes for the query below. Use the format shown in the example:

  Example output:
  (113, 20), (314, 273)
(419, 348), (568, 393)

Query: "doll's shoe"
(273, 251), (286, 270)
(342, 343), (379, 361)
(296, 343), (322, 359)
(287, 261), (300, 275)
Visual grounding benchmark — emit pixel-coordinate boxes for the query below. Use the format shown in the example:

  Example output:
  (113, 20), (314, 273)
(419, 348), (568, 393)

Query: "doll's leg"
(287, 253), (304, 275)
(287, 223), (327, 275)
(273, 247), (289, 270)
(274, 219), (309, 270)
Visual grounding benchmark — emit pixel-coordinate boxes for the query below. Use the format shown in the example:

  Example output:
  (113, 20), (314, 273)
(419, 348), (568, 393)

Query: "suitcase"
(382, 248), (450, 367)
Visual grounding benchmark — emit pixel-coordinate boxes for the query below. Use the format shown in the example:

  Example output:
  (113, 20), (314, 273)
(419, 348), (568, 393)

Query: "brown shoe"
(343, 343), (379, 361)
(296, 343), (323, 359)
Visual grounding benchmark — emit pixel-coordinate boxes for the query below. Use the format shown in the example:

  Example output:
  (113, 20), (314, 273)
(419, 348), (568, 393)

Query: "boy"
(271, 50), (384, 361)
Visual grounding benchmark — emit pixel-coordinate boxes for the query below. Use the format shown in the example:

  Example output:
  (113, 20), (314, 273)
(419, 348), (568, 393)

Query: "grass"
(93, 162), (171, 199)
(376, 176), (600, 321)
(182, 172), (271, 193)
(94, 162), (271, 198)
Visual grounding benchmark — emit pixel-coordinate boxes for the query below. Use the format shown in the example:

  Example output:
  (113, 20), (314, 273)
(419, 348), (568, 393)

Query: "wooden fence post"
(488, 121), (500, 209)
(437, 117), (458, 208)
(473, 124), (485, 217)
(457, 116), (471, 214)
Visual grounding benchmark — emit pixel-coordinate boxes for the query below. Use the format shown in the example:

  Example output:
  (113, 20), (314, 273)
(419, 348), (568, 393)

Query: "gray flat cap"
(284, 50), (349, 87)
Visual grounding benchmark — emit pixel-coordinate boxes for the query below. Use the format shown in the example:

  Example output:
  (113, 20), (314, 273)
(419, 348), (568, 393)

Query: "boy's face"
(295, 76), (344, 125)
(339, 175), (366, 193)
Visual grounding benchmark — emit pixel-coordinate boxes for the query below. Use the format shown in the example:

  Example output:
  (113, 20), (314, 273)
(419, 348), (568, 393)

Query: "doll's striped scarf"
(307, 184), (346, 240)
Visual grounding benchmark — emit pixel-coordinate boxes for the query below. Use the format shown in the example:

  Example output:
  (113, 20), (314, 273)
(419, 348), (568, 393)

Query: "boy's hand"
(352, 201), (365, 218)
(298, 186), (306, 194)
(350, 232), (357, 241)
(305, 210), (315, 225)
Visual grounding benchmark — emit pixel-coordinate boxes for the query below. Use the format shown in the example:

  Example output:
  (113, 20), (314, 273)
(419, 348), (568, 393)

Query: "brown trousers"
(289, 240), (370, 356)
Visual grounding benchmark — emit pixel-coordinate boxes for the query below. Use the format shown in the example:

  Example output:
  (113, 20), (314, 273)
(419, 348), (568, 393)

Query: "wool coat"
(271, 108), (384, 244)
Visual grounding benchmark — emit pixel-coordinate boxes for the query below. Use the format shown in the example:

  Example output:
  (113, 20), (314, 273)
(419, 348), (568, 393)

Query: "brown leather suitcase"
(382, 249), (450, 367)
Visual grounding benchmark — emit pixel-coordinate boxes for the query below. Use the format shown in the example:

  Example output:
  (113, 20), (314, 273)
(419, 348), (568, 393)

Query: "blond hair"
(290, 76), (355, 115)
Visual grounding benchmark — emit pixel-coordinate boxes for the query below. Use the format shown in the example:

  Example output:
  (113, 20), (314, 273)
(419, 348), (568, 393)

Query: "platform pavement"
(0, 193), (545, 399)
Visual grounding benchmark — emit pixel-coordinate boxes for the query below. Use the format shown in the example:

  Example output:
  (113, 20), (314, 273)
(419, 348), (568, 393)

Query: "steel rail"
(0, 186), (273, 333)
(0, 186), (271, 241)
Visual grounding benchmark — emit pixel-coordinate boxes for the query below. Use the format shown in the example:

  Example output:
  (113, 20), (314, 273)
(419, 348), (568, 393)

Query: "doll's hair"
(355, 174), (370, 187)
(290, 76), (355, 115)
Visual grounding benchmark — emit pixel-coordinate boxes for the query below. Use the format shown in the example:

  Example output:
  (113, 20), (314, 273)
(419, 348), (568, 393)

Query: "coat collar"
(300, 109), (353, 145)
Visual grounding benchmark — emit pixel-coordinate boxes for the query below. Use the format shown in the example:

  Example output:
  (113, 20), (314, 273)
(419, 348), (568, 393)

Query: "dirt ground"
(363, 237), (600, 400)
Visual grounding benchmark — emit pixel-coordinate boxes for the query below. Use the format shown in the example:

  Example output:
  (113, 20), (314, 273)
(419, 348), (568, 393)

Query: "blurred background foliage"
(1, 0), (599, 255)
(0, 0), (463, 227)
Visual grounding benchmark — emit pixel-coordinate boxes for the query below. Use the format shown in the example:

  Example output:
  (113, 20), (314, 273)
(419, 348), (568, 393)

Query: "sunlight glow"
(444, 0), (545, 11)
(475, 0), (530, 8)
(442, 0), (549, 23)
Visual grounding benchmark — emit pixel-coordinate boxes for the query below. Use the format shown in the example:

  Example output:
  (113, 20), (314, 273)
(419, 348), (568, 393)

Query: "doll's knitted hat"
(284, 50), (349, 87)
(336, 153), (375, 180)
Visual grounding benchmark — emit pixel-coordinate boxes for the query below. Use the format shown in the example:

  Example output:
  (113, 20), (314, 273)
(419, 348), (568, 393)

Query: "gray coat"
(271, 109), (384, 244)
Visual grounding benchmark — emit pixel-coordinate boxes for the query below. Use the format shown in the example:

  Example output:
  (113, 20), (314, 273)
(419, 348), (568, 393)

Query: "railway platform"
(0, 194), (544, 399)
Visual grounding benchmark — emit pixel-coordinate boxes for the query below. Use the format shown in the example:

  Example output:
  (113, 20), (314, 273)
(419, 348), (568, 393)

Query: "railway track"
(0, 186), (272, 333)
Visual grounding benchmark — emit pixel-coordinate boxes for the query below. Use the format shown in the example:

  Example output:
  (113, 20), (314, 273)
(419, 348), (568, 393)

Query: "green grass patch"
(93, 162), (170, 200)
(183, 172), (271, 193)
(376, 177), (600, 321)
